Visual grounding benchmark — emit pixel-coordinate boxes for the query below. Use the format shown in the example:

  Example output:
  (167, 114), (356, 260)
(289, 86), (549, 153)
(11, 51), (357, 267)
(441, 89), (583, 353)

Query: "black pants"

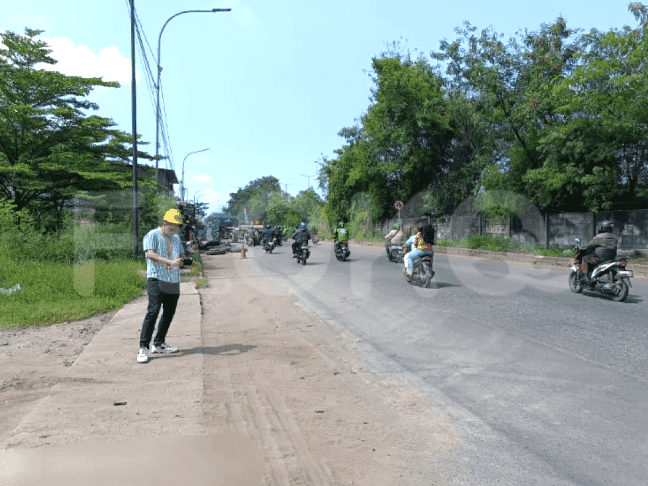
(140, 278), (180, 348)
(292, 241), (301, 254)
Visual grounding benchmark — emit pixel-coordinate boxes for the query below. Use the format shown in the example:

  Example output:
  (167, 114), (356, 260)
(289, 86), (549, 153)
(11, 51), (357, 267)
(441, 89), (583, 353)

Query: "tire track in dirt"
(197, 252), (468, 485)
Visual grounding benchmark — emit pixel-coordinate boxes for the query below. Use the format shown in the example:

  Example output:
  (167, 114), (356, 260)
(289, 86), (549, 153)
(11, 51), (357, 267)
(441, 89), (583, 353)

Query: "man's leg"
(140, 279), (162, 349)
(153, 291), (180, 346)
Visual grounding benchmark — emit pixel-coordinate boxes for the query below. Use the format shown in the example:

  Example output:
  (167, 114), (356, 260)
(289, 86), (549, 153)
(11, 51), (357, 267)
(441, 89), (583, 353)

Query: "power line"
(122, 0), (177, 192)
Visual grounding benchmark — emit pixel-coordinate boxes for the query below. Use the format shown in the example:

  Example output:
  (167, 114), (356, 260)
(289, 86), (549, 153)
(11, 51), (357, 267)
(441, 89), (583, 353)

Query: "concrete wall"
(375, 209), (648, 251)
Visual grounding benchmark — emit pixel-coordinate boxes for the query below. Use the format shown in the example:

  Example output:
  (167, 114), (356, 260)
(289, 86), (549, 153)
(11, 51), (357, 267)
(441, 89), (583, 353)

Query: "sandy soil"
(0, 252), (467, 485)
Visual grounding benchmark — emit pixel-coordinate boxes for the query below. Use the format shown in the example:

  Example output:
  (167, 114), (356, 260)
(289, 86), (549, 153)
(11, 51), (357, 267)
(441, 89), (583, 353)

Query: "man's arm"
(145, 250), (172, 265)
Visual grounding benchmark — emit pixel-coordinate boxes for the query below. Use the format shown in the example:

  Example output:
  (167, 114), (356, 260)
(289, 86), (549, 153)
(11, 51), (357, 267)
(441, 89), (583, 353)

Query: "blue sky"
(0, 1), (641, 215)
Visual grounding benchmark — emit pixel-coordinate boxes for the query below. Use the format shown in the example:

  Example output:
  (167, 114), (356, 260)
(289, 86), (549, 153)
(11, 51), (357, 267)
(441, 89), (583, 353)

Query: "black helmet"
(597, 221), (614, 234)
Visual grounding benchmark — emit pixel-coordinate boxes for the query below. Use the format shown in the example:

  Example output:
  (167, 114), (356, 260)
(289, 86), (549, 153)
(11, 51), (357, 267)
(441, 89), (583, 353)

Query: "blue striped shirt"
(143, 228), (184, 283)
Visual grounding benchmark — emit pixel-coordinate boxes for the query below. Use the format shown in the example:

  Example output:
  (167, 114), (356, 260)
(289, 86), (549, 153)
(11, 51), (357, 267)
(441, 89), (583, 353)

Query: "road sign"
(395, 201), (404, 210)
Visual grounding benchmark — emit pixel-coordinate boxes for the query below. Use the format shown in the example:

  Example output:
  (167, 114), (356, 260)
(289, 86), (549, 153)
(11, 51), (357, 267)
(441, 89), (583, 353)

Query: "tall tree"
(226, 175), (281, 219)
(0, 28), (154, 232)
(523, 4), (648, 211)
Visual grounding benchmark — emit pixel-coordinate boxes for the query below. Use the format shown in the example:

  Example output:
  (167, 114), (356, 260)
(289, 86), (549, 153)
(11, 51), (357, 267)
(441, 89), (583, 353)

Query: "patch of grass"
(434, 235), (571, 258)
(0, 257), (148, 329)
(0, 220), (166, 329)
(194, 278), (208, 288)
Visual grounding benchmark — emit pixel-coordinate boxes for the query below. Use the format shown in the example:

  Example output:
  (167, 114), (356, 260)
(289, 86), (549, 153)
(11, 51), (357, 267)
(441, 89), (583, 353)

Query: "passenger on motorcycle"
(260, 224), (274, 247)
(581, 221), (618, 284)
(292, 222), (311, 257)
(404, 224), (435, 277)
(402, 227), (421, 263)
(384, 223), (404, 258)
(334, 222), (349, 253)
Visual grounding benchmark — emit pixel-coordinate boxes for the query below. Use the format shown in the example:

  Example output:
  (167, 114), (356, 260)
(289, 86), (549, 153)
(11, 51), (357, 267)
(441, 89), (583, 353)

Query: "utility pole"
(130, 0), (139, 260)
(299, 174), (316, 190)
(283, 183), (294, 194)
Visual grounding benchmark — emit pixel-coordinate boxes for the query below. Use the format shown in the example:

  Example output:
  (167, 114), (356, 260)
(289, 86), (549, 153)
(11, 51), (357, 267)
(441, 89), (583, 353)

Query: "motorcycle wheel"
(568, 271), (584, 293)
(607, 279), (629, 302)
(302, 253), (307, 265)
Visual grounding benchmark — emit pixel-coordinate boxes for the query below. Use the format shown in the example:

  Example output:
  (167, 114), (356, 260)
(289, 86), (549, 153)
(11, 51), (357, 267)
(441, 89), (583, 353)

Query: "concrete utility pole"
(130, 0), (139, 260)
(283, 183), (294, 194)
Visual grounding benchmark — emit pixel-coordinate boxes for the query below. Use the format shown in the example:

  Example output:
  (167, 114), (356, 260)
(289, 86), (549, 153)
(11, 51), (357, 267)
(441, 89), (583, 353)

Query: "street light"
(299, 174), (316, 190)
(194, 189), (207, 205)
(155, 8), (231, 185)
(181, 148), (209, 202)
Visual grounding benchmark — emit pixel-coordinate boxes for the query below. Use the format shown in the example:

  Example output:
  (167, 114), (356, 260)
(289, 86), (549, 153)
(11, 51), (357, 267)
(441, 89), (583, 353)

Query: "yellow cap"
(163, 208), (183, 224)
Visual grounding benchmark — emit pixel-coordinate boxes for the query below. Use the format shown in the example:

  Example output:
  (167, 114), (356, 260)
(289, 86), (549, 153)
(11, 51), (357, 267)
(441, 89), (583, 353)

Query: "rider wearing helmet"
(582, 221), (618, 284)
(384, 222), (404, 258)
(292, 222), (311, 257)
(334, 221), (349, 253)
(260, 223), (274, 247)
(273, 225), (283, 245)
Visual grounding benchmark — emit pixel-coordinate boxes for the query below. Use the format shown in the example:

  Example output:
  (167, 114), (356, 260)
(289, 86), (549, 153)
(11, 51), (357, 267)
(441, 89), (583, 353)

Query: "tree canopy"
(0, 28), (156, 233)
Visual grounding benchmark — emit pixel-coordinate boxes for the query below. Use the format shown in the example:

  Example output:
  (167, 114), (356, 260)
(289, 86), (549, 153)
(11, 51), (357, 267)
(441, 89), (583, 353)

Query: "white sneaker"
(151, 342), (178, 354)
(137, 347), (149, 363)
(406, 268), (413, 277)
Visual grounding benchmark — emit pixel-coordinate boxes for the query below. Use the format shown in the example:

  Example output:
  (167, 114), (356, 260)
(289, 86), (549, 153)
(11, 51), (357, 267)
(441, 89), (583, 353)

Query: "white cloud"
(35, 37), (138, 85)
(191, 174), (214, 183)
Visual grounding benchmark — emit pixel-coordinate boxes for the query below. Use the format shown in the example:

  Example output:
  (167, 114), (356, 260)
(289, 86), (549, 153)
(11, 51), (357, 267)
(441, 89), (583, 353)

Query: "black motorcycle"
(405, 254), (435, 288)
(296, 241), (310, 265)
(387, 243), (405, 263)
(568, 238), (633, 302)
(335, 240), (350, 261)
(263, 236), (276, 253)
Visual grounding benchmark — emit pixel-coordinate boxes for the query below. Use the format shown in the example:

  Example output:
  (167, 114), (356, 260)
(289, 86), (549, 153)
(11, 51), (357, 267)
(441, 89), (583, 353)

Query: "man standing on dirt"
(137, 209), (193, 364)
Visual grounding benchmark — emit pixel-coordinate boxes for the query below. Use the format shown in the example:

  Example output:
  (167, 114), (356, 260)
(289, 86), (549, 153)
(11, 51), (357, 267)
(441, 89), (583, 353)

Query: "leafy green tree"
(288, 188), (323, 224)
(0, 28), (154, 234)
(226, 176), (281, 219)
(265, 192), (288, 225)
(524, 4), (648, 211)
(429, 18), (585, 211)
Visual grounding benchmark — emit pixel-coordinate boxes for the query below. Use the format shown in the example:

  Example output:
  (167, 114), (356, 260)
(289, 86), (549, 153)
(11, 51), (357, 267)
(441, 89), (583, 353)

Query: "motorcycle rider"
(334, 221), (349, 253)
(384, 222), (404, 259)
(274, 225), (283, 245)
(245, 225), (255, 246)
(292, 222), (311, 257)
(260, 224), (274, 248)
(581, 221), (618, 286)
(404, 224), (435, 277)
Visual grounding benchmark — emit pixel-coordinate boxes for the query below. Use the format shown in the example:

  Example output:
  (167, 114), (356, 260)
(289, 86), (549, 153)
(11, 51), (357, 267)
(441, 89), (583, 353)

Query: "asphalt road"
(236, 239), (648, 486)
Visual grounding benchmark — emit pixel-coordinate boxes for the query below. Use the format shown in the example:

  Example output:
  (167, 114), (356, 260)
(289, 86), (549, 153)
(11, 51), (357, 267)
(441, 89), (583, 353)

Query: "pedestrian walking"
(137, 208), (191, 363)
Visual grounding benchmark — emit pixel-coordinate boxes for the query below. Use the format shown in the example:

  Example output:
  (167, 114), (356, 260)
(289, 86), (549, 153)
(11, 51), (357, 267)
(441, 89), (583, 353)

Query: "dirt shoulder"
(0, 252), (467, 485)
(197, 251), (467, 485)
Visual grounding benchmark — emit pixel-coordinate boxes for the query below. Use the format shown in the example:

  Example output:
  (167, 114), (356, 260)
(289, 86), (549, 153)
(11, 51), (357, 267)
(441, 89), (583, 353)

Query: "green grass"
(0, 221), (204, 330)
(432, 235), (571, 257)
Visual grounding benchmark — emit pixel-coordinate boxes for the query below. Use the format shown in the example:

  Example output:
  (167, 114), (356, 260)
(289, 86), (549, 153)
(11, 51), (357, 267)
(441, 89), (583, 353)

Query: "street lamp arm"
(157, 10), (229, 73)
